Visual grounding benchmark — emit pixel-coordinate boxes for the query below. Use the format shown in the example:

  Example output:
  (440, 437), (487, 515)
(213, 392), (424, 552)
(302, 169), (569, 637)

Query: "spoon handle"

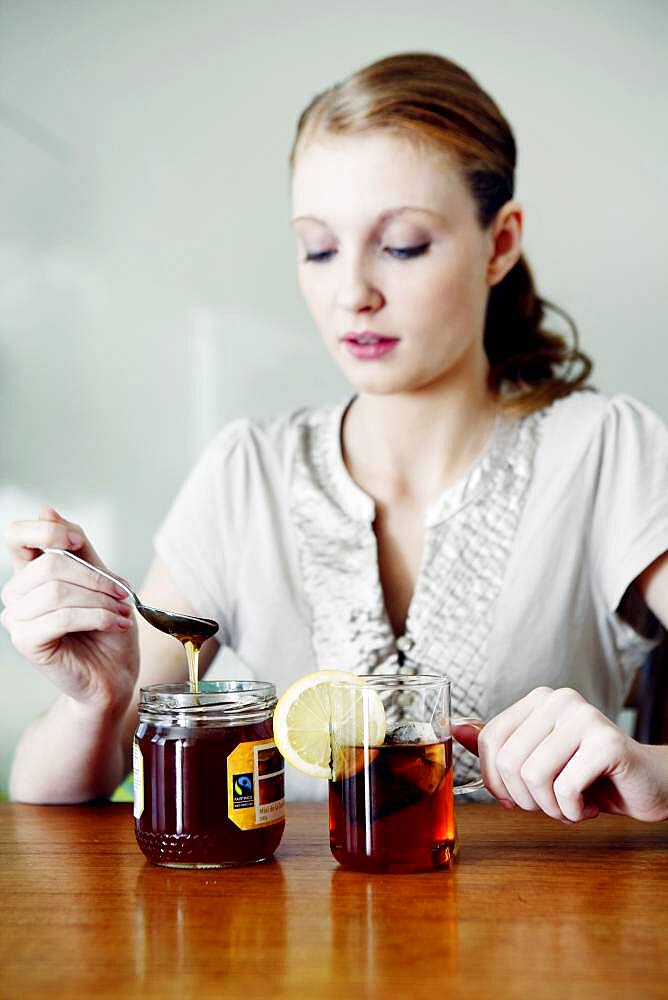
(43, 547), (137, 604)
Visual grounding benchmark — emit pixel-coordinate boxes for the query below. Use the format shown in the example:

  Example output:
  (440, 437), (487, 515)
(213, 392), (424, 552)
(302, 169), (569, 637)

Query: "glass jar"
(133, 681), (285, 868)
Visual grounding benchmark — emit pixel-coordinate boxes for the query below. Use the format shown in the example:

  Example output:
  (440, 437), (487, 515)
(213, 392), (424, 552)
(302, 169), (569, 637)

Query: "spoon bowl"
(45, 548), (219, 643)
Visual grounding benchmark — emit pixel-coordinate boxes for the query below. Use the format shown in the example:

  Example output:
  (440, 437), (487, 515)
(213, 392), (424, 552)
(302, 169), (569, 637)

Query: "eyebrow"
(291, 206), (444, 226)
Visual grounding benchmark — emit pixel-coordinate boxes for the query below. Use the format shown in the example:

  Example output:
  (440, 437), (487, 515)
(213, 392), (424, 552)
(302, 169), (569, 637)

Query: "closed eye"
(304, 249), (336, 263)
(385, 243), (430, 259)
(303, 242), (430, 263)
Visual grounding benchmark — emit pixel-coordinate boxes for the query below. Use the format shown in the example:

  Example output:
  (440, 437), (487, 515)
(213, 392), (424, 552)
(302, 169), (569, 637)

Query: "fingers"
(517, 727), (581, 820)
(1, 550), (127, 605)
(2, 578), (131, 624)
(477, 687), (555, 807)
(6, 607), (131, 665)
(5, 507), (101, 572)
(478, 688), (623, 822)
(494, 689), (591, 815)
(553, 729), (628, 822)
(480, 686), (627, 823)
(0, 543), (132, 666)
(451, 722), (482, 756)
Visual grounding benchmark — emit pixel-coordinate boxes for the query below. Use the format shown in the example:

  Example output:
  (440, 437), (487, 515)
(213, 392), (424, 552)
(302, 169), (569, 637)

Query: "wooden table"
(1, 802), (667, 999)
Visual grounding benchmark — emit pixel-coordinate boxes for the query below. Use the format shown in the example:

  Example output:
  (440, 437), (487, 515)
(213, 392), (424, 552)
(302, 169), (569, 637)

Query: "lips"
(341, 332), (400, 361)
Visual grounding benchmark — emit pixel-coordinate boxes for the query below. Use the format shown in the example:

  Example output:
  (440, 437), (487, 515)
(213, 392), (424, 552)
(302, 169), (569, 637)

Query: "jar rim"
(140, 680), (276, 701)
(138, 680), (277, 724)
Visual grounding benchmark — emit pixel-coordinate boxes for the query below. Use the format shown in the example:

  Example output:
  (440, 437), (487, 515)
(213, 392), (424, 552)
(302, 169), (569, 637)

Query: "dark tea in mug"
(327, 674), (482, 874)
(329, 737), (455, 873)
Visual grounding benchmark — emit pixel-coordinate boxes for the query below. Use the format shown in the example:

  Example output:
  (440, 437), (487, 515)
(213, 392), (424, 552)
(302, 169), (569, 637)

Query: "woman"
(4, 52), (668, 821)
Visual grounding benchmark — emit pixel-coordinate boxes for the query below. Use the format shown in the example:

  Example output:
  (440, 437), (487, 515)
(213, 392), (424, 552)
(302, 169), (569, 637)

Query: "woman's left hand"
(453, 687), (668, 823)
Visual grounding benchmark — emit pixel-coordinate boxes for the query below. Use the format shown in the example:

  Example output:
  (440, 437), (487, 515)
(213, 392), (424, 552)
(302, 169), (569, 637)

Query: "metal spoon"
(44, 547), (219, 643)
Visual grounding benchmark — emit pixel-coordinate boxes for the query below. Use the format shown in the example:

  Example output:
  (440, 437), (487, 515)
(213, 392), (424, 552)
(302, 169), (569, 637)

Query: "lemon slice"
(273, 670), (386, 779)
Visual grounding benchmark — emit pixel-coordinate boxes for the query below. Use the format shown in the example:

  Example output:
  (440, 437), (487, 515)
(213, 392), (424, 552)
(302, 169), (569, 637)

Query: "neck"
(342, 359), (499, 506)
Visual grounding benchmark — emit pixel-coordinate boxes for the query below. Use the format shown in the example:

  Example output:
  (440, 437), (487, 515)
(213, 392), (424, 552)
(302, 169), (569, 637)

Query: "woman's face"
(291, 130), (505, 397)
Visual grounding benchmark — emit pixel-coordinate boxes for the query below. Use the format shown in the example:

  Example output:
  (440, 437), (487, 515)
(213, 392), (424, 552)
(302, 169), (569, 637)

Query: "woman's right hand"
(1, 506), (140, 716)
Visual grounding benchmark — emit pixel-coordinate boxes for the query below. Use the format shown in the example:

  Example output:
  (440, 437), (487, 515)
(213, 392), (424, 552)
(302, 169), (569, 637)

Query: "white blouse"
(155, 391), (668, 799)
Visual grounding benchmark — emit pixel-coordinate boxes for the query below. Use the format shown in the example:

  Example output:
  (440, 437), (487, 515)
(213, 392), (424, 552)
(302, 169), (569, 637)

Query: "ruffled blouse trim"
(289, 400), (544, 779)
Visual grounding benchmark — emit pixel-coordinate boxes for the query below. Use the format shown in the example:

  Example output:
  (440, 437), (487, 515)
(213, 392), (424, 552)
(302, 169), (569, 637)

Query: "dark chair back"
(634, 638), (668, 744)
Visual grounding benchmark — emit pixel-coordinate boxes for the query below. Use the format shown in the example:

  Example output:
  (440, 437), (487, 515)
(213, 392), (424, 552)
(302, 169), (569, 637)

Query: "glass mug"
(328, 673), (483, 873)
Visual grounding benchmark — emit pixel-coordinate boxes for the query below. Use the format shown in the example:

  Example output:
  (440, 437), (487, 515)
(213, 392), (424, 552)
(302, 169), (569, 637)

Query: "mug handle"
(452, 716), (485, 796)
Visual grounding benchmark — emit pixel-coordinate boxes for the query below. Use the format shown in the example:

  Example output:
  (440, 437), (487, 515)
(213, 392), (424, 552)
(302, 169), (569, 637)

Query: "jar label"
(227, 739), (285, 830)
(133, 739), (144, 819)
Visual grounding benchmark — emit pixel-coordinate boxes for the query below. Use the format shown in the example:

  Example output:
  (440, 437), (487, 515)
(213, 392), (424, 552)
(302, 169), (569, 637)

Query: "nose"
(336, 257), (384, 313)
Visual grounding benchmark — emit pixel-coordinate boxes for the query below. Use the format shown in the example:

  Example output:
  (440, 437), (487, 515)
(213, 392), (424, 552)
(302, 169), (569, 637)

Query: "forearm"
(9, 695), (130, 804)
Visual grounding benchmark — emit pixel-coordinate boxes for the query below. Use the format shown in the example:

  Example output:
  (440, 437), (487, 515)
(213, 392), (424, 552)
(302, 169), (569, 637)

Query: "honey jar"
(133, 681), (285, 868)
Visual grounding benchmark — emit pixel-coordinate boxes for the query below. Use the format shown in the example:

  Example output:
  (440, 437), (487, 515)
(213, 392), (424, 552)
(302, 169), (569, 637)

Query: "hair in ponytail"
(485, 256), (592, 413)
(290, 52), (592, 415)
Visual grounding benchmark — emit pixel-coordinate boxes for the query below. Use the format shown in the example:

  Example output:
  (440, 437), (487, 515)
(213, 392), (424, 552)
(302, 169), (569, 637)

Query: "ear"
(486, 200), (523, 287)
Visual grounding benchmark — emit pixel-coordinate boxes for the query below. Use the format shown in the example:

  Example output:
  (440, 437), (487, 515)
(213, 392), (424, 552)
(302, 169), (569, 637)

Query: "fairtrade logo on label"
(232, 772), (254, 809)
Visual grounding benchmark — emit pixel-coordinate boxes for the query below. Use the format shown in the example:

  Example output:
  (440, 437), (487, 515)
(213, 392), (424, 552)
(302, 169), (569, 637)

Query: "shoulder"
(536, 390), (668, 464)
(196, 403), (341, 480)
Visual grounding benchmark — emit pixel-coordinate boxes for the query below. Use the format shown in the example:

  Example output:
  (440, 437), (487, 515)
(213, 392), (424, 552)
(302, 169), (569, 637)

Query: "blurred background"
(1, 0), (666, 794)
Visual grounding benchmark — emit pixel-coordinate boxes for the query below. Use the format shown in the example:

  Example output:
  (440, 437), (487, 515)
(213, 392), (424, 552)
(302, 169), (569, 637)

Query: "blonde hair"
(290, 52), (592, 415)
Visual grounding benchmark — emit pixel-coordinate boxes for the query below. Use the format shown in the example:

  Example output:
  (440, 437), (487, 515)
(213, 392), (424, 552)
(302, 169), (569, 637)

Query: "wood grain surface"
(1, 801), (667, 999)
